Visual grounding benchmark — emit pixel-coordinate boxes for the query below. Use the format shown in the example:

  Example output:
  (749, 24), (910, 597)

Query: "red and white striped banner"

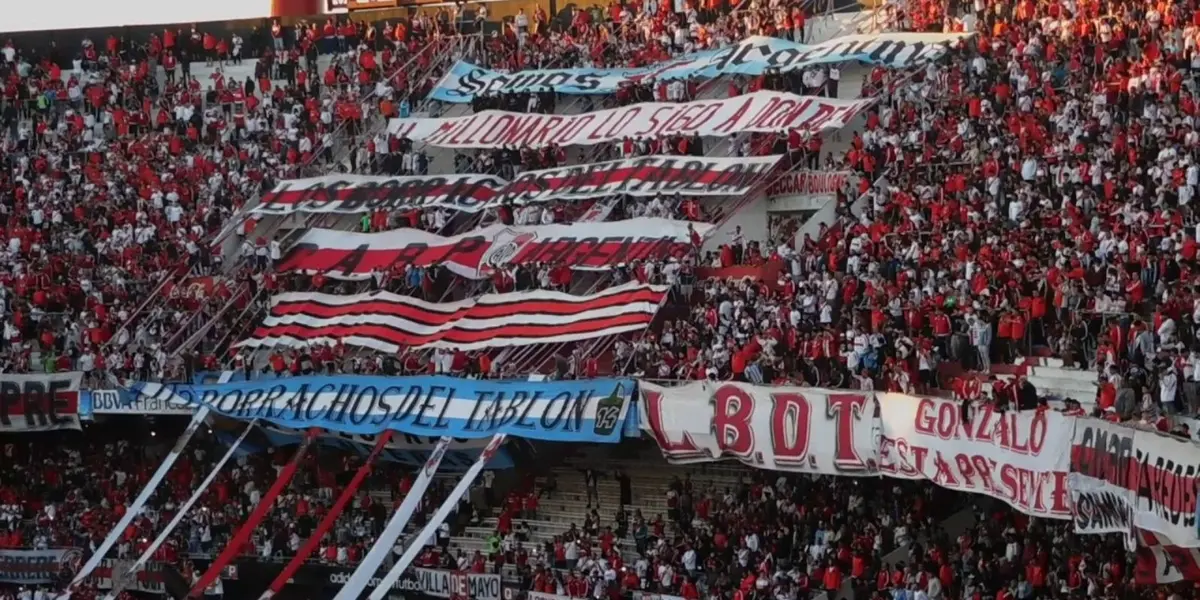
(252, 155), (779, 215)
(766, 170), (854, 197)
(235, 282), (669, 352)
(280, 218), (710, 281)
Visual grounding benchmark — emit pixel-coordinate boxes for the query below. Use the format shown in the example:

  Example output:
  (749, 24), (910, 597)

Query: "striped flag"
(235, 281), (668, 352)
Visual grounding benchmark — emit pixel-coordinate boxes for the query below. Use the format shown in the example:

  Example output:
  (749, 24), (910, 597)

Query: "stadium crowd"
(6, 0), (1200, 598)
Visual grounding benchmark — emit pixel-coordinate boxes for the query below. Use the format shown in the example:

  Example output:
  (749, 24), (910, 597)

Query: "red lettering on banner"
(713, 385), (756, 459)
(828, 394), (871, 471)
(641, 107), (674, 137)
(711, 97), (753, 133)
(913, 398), (1046, 455)
(531, 116), (564, 146)
(769, 392), (811, 468)
(643, 389), (702, 457)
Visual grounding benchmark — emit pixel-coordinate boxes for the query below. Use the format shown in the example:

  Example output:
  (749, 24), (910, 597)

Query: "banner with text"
(431, 33), (968, 101)
(638, 381), (877, 475)
(130, 375), (634, 442)
(0, 372), (83, 432)
(390, 92), (871, 148)
(0, 548), (81, 584)
(876, 395), (1073, 519)
(279, 218), (710, 280)
(1067, 472), (1136, 548)
(766, 170), (855, 198)
(253, 155), (778, 215)
(87, 388), (194, 415)
(1070, 419), (1200, 547)
(234, 282), (668, 353)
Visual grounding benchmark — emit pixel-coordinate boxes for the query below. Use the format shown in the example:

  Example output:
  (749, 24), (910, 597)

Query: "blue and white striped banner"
(130, 376), (633, 442)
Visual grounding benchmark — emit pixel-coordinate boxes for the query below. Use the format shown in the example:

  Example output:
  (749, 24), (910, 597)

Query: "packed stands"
(5, 0), (1200, 600)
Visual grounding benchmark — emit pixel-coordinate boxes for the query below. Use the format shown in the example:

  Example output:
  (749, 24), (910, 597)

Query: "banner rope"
(68, 406), (211, 588)
(364, 434), (507, 600)
(186, 428), (320, 598)
(328, 436), (454, 600)
(258, 431), (394, 599)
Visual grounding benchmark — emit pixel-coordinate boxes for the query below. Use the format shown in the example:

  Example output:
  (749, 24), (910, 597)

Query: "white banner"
(876, 395), (1072, 519)
(253, 156), (780, 215)
(280, 218), (711, 281)
(1070, 419), (1200, 546)
(364, 436), (508, 600)
(391, 92), (871, 149)
(766, 170), (855, 197)
(638, 381), (878, 475)
(1067, 472), (1136, 550)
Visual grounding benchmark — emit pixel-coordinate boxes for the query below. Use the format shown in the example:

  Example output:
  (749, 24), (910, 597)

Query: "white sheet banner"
(280, 218), (711, 281)
(1070, 419), (1200, 546)
(253, 155), (778, 215)
(70, 406), (210, 587)
(877, 395), (1072, 519)
(390, 91), (871, 149)
(638, 381), (878, 475)
(363, 435), (508, 600)
(430, 33), (969, 101)
(1067, 472), (1136, 550)
(327, 436), (453, 600)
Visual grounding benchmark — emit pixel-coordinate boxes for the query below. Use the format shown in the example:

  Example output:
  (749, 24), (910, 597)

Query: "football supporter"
(0, 16), (482, 383)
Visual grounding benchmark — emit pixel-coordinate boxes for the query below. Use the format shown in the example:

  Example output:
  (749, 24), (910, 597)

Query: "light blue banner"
(130, 376), (634, 442)
(431, 33), (966, 102)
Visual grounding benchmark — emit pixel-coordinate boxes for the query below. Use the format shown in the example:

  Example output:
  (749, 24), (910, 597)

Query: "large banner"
(0, 548), (81, 584)
(0, 372), (83, 432)
(875, 395), (1073, 518)
(638, 381), (878, 475)
(766, 170), (855, 197)
(1070, 419), (1200, 546)
(130, 376), (634, 442)
(253, 156), (779, 215)
(234, 282), (667, 353)
(278, 218), (710, 280)
(389, 92), (871, 149)
(431, 33), (968, 101)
